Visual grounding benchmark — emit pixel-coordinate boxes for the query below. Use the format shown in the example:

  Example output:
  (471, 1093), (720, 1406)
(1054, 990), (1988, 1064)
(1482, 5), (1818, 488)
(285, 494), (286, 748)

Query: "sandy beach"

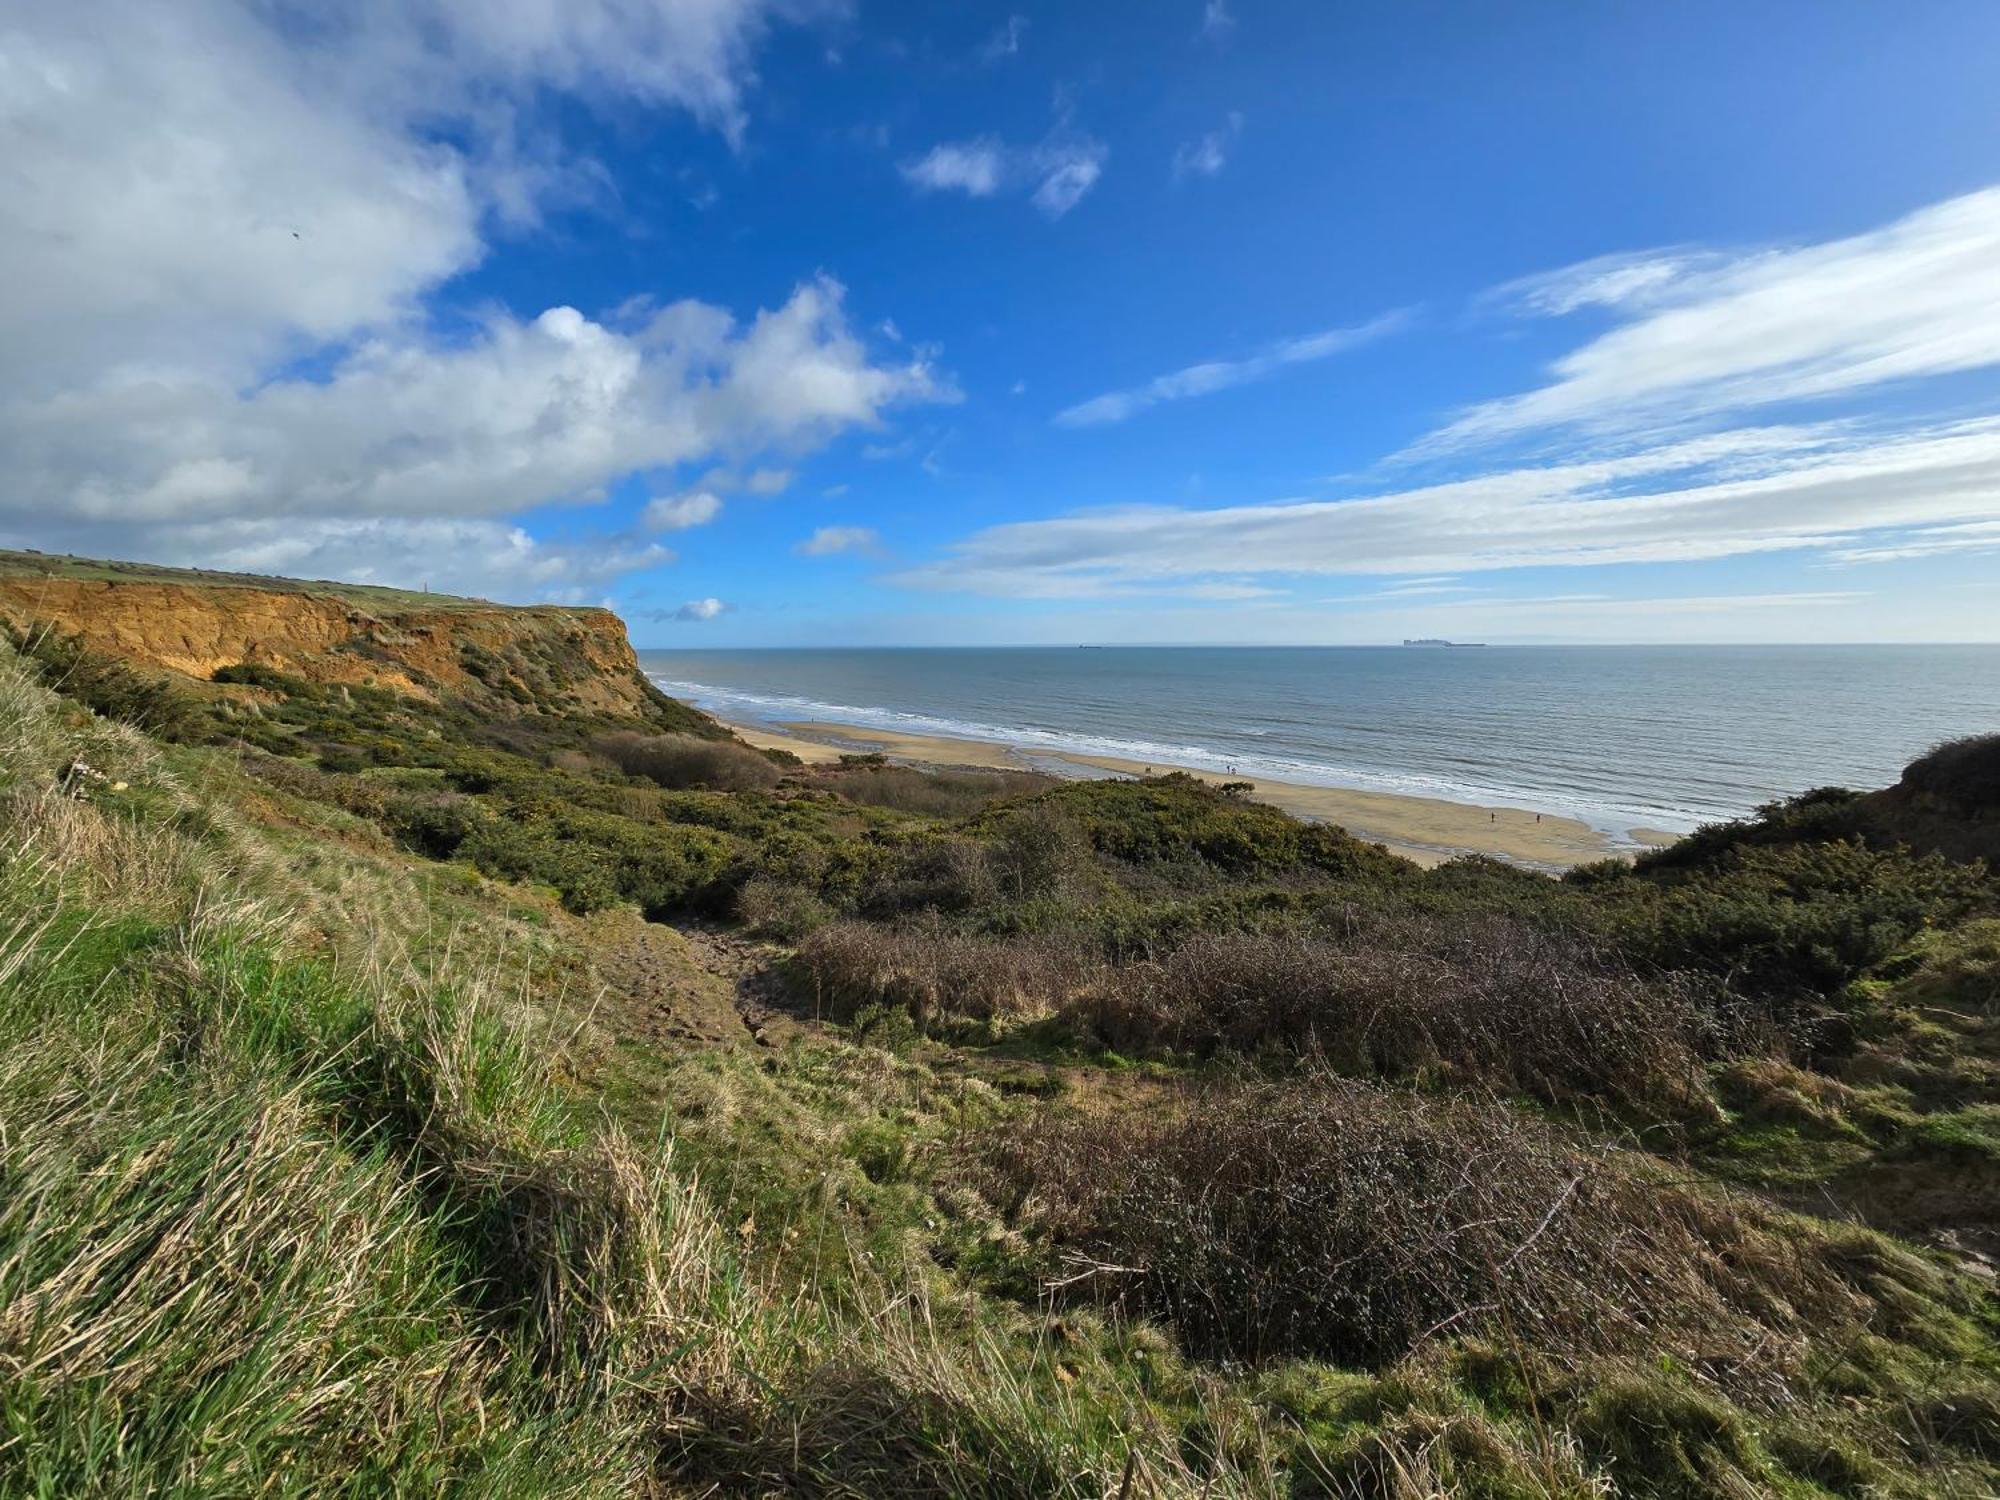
(728, 717), (1675, 869)
(730, 721), (848, 764)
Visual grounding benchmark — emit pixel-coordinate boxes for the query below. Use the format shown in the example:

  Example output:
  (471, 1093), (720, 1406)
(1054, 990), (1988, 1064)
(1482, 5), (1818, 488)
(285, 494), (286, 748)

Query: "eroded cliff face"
(0, 577), (671, 722)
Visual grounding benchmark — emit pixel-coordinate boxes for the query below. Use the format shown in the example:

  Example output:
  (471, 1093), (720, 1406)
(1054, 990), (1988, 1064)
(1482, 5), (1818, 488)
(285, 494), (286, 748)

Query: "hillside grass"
(0, 545), (496, 610)
(5, 630), (1999, 1497)
(0, 649), (1290, 1497)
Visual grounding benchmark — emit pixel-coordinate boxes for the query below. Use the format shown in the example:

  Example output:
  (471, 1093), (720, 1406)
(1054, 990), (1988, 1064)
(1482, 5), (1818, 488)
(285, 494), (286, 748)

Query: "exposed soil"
(587, 909), (809, 1051)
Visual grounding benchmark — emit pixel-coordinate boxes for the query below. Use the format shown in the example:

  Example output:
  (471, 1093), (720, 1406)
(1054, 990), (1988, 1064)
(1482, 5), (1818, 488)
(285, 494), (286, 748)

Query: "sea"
(639, 646), (2000, 842)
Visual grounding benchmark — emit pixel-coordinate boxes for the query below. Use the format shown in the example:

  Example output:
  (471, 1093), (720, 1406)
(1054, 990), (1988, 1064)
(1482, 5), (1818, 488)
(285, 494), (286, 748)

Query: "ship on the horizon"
(1403, 638), (1487, 647)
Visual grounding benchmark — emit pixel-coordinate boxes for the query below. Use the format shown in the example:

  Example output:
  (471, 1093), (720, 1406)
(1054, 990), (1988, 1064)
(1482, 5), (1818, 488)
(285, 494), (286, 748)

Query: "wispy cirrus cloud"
(901, 134), (1107, 218)
(980, 14), (1028, 62)
(892, 417), (2000, 597)
(1055, 311), (1410, 427)
(1481, 249), (1717, 318)
(1430, 186), (2000, 448)
(1172, 111), (1243, 181)
(1368, 578), (1482, 599)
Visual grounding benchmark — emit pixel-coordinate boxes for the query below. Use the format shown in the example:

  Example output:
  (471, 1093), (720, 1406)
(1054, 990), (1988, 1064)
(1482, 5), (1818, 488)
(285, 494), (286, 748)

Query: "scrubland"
(4, 619), (1999, 1497)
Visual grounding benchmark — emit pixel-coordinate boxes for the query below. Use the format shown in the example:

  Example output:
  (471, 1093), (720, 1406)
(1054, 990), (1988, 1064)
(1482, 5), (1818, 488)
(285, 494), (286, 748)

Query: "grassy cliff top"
(0, 546), (557, 613)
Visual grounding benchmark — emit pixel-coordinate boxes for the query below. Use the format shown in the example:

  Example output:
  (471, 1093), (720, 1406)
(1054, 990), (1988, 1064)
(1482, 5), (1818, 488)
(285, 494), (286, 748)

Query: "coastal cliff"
(0, 552), (698, 727)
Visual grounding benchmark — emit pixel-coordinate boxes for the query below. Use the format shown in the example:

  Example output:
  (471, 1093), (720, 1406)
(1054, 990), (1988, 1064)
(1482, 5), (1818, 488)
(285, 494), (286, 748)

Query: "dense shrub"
(1632, 787), (1866, 875)
(977, 774), (1403, 881)
(6, 623), (205, 739)
(1903, 733), (2000, 811)
(388, 792), (478, 859)
(1609, 838), (1990, 1000)
(861, 834), (1002, 916)
(210, 660), (300, 691)
(594, 731), (783, 791)
(975, 1078), (1886, 1375)
(735, 878), (834, 940)
(982, 804), (1097, 903)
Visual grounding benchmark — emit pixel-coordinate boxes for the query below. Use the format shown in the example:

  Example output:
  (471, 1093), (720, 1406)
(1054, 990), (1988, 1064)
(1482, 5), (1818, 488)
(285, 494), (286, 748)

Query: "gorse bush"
(978, 773), (1404, 880)
(6, 621), (205, 739)
(594, 730), (784, 791)
(1608, 836), (1989, 1000)
(1904, 733), (2000, 811)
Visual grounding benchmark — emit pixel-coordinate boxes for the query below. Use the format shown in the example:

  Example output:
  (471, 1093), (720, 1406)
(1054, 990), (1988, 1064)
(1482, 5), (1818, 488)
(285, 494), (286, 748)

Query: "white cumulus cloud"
(0, 0), (937, 603)
(645, 492), (725, 531)
(900, 140), (1008, 196)
(139, 517), (675, 606)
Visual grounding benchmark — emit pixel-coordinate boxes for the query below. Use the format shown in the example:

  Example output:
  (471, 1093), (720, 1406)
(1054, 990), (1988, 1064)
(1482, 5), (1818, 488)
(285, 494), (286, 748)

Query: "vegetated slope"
(0, 547), (714, 728)
(4, 588), (1999, 1498)
(0, 643), (1264, 1498)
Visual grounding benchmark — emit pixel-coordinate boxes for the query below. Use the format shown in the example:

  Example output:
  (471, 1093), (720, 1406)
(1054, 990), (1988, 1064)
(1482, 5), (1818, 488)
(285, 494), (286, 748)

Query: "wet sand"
(726, 717), (1676, 870)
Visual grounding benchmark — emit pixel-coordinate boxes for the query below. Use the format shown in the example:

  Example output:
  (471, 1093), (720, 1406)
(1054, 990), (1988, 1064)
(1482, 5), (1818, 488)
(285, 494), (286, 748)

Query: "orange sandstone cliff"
(0, 571), (688, 726)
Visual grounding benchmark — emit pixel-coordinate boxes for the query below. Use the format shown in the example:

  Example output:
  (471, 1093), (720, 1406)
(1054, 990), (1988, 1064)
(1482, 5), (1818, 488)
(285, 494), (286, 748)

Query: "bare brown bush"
(860, 809), (1098, 917)
(1065, 915), (1733, 1117)
(594, 731), (782, 792)
(976, 1077), (1888, 1387)
(547, 746), (616, 777)
(736, 877), (834, 941)
(823, 763), (1052, 818)
(983, 803), (1096, 902)
(795, 919), (1088, 1027)
(860, 835), (1002, 915)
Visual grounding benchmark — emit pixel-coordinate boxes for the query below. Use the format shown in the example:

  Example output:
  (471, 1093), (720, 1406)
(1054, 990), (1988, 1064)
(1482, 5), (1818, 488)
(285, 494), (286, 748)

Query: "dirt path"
(586, 909), (808, 1051)
(664, 918), (810, 1047)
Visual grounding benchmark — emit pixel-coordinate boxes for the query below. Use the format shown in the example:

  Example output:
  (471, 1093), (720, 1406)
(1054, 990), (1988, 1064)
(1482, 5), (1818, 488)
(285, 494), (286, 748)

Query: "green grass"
(5, 622), (2000, 1498)
(0, 545), (501, 610)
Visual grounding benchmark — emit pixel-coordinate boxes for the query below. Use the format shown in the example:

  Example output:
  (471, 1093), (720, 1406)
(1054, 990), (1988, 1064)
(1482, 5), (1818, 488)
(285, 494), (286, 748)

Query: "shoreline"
(723, 715), (1677, 870)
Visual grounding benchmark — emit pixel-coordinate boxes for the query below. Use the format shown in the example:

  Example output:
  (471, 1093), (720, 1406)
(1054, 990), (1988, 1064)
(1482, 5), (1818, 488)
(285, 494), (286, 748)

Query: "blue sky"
(5, 1), (2000, 643)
